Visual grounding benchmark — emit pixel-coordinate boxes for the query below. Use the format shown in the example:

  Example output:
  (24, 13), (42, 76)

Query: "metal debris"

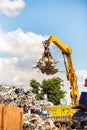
(0, 85), (68, 130)
(34, 42), (58, 75)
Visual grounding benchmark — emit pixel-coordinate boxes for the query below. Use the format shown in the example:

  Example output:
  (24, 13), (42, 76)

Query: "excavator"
(36, 35), (79, 105)
(35, 35), (87, 129)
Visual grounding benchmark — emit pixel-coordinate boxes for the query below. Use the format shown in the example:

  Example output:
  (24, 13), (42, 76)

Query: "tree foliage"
(41, 77), (66, 105)
(30, 77), (66, 105)
(30, 79), (40, 94)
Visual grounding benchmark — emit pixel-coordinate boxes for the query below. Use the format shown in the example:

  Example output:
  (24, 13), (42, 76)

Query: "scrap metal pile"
(35, 41), (58, 75)
(0, 85), (39, 113)
(0, 85), (62, 130)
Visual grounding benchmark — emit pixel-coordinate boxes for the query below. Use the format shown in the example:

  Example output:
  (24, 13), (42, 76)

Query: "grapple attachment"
(36, 42), (58, 75)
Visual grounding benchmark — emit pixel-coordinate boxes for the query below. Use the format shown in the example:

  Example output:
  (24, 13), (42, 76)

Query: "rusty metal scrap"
(0, 85), (68, 130)
(35, 42), (58, 75)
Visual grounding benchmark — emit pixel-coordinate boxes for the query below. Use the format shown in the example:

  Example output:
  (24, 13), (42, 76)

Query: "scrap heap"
(0, 85), (60, 130)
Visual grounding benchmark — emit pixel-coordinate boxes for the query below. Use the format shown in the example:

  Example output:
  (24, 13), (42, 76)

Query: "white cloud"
(0, 28), (66, 86)
(76, 70), (87, 79)
(0, 28), (49, 85)
(76, 69), (87, 89)
(76, 70), (87, 94)
(0, 0), (26, 17)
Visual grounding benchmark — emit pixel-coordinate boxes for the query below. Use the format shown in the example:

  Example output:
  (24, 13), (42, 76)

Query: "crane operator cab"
(71, 79), (87, 129)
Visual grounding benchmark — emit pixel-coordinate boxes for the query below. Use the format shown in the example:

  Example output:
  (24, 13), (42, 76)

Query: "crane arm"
(43, 35), (78, 105)
(44, 35), (72, 54)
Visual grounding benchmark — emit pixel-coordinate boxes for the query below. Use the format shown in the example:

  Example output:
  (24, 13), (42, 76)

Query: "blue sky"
(0, 0), (87, 102)
(0, 0), (87, 67)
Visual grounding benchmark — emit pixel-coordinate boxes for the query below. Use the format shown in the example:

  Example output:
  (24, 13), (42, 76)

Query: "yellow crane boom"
(43, 35), (78, 105)
(35, 35), (79, 105)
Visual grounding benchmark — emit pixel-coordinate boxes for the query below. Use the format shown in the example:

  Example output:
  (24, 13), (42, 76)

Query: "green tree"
(41, 77), (66, 105)
(30, 79), (40, 94)
(30, 79), (44, 100)
(30, 77), (66, 105)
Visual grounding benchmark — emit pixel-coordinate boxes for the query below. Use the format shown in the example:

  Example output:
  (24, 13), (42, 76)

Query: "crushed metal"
(33, 42), (58, 75)
(0, 84), (63, 130)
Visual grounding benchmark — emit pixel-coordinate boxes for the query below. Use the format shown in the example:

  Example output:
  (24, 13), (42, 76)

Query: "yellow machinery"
(37, 35), (79, 105)
(46, 104), (76, 117)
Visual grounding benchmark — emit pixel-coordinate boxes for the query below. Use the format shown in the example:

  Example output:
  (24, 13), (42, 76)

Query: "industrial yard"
(0, 0), (86, 130)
